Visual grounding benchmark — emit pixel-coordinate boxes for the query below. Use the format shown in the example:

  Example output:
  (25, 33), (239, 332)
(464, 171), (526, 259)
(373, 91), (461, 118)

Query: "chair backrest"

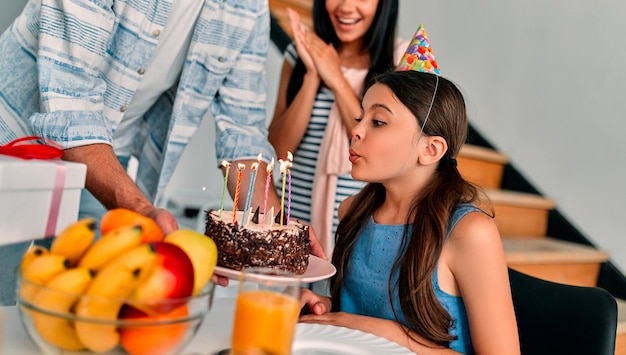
(508, 268), (618, 355)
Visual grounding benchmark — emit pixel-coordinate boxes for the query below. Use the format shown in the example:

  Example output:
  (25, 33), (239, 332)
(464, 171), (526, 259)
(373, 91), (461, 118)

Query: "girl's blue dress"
(340, 204), (480, 354)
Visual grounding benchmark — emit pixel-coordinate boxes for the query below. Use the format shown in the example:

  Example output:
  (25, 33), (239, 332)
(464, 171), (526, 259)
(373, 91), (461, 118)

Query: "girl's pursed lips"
(349, 148), (360, 163)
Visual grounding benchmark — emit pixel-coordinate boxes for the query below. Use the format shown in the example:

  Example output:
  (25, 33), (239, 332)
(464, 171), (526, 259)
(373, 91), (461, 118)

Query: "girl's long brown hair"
(330, 70), (489, 347)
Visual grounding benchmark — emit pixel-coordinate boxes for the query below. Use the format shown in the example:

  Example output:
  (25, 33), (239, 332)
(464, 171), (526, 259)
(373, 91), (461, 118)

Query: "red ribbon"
(0, 136), (64, 160)
(45, 163), (67, 238)
(0, 136), (67, 237)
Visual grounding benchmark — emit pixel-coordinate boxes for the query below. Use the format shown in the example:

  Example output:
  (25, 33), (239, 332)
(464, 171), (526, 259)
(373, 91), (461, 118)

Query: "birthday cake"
(204, 208), (311, 274)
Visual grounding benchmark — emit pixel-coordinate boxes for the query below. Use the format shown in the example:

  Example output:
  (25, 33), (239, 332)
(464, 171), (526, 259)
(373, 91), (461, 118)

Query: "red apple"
(129, 242), (194, 312)
(118, 304), (190, 355)
(164, 229), (218, 295)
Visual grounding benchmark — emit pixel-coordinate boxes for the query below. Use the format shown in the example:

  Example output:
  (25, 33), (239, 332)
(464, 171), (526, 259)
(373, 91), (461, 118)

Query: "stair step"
(487, 188), (555, 210)
(458, 144), (508, 189)
(269, 0), (313, 38)
(483, 189), (555, 237)
(503, 237), (608, 287)
(617, 299), (626, 355)
(270, 0), (313, 10)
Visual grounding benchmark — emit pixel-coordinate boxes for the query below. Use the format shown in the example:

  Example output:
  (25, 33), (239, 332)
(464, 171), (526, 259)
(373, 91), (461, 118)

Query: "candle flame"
(287, 151), (293, 161)
(279, 159), (287, 174)
(257, 153), (263, 162)
(251, 162), (259, 171)
(266, 157), (274, 173)
(221, 160), (231, 168)
(237, 163), (245, 171)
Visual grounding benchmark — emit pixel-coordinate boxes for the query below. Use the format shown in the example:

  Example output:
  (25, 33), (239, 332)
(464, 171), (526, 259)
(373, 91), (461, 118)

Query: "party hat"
(397, 24), (440, 75)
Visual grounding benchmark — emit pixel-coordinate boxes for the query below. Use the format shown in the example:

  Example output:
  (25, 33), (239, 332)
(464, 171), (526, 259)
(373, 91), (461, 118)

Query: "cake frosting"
(205, 208), (311, 274)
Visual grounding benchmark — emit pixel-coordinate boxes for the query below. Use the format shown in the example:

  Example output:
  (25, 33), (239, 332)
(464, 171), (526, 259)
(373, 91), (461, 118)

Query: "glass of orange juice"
(231, 267), (302, 355)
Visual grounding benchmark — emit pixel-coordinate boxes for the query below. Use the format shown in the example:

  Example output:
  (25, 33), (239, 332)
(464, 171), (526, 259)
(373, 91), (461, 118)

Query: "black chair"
(508, 268), (618, 355)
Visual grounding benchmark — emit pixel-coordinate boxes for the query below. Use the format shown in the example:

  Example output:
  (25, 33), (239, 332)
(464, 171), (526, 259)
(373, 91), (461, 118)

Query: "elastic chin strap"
(401, 75), (440, 172)
(413, 75), (440, 149)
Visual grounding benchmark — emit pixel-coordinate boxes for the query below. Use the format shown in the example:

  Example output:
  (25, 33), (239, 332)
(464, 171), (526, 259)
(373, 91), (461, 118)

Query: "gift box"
(0, 155), (87, 246)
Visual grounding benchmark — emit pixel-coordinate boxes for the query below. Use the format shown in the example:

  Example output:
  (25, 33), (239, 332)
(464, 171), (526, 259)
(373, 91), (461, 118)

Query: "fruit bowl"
(16, 273), (215, 355)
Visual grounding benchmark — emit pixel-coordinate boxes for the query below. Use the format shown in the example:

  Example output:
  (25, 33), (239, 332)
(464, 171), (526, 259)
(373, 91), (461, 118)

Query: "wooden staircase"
(618, 299), (626, 355)
(457, 144), (624, 354)
(457, 146), (612, 286)
(269, 0), (313, 39)
(267, 1), (625, 352)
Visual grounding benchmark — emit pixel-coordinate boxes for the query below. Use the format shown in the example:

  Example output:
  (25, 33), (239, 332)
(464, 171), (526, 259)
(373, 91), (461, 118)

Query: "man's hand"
(146, 207), (179, 236)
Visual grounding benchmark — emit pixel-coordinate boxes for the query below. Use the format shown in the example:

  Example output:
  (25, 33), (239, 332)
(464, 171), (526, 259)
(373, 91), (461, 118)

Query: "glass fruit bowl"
(16, 273), (215, 355)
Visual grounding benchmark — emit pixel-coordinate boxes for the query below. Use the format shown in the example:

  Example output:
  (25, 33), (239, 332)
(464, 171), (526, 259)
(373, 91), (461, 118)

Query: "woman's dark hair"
(286, 0), (399, 105)
(330, 70), (489, 348)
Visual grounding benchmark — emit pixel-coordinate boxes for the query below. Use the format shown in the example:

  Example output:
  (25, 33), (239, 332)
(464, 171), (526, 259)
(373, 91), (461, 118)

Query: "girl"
(299, 70), (520, 355)
(268, 0), (407, 256)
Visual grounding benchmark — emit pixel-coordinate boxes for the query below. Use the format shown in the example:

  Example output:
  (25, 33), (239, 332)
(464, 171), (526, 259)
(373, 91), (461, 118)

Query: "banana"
(29, 268), (94, 351)
(50, 218), (97, 265)
(19, 244), (49, 271)
(78, 225), (143, 271)
(19, 254), (70, 304)
(74, 243), (157, 353)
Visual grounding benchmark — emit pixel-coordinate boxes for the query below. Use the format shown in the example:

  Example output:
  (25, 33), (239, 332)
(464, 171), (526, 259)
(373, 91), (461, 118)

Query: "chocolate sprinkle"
(274, 210), (288, 225)
(251, 206), (260, 224)
(205, 210), (310, 274)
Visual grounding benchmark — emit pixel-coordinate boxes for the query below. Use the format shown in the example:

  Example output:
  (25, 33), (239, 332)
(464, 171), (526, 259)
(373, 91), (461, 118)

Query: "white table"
(1, 288), (416, 355)
(1, 297), (237, 355)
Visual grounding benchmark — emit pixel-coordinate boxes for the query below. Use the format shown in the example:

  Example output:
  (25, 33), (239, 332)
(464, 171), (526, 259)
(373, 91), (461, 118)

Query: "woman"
(269, 0), (406, 256)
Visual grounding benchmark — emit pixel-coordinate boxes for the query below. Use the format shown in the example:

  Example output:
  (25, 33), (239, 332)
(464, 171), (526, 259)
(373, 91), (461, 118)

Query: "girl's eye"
(355, 117), (363, 123)
(372, 119), (385, 127)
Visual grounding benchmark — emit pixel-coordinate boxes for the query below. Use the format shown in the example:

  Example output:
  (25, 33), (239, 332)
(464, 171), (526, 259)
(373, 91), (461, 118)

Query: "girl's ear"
(418, 136), (448, 166)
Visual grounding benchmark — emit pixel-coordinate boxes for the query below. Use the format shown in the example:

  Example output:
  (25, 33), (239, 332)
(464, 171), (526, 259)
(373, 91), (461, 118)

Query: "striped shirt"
(282, 43), (366, 237)
(0, 0), (275, 202)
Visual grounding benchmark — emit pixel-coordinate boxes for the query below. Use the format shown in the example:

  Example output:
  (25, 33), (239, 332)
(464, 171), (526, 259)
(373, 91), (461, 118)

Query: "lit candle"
(287, 168), (291, 225)
(219, 160), (231, 219)
(232, 163), (245, 224)
(261, 158), (274, 228)
(242, 154), (261, 225)
(279, 158), (288, 227)
(286, 152), (293, 225)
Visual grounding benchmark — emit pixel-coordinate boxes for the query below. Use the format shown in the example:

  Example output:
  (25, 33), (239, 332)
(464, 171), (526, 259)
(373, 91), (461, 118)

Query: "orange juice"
(231, 290), (300, 355)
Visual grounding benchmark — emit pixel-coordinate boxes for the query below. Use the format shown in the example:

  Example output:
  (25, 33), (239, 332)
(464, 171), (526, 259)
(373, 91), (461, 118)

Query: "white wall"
(0, 0), (25, 32)
(3, 0), (625, 274)
(396, 0), (626, 274)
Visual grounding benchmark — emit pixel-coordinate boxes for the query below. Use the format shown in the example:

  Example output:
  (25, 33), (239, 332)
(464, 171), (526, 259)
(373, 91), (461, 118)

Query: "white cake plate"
(214, 255), (336, 283)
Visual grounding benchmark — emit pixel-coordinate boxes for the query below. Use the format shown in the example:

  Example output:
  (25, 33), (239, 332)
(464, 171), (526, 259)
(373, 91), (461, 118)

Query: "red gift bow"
(0, 136), (64, 160)
(0, 136), (67, 237)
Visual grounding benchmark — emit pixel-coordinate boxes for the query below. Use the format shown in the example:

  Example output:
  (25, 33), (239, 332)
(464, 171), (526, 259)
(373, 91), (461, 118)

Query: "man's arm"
(63, 144), (179, 234)
(31, 1), (115, 147)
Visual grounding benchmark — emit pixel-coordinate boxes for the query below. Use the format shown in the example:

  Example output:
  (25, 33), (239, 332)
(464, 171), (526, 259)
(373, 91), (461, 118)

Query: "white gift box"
(0, 155), (86, 246)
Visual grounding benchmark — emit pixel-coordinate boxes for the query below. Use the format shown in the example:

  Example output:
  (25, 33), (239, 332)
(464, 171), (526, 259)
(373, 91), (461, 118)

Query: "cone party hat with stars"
(397, 24), (440, 75)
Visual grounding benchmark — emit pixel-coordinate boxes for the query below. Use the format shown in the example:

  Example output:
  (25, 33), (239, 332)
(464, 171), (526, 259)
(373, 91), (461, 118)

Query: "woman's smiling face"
(325, 0), (379, 45)
(349, 83), (421, 183)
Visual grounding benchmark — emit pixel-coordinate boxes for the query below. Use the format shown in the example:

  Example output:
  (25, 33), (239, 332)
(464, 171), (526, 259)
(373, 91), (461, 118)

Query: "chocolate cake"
(205, 209), (311, 274)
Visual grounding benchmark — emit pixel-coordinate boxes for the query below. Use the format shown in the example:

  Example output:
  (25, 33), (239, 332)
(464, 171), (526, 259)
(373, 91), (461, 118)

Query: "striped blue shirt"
(0, 0), (275, 202)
